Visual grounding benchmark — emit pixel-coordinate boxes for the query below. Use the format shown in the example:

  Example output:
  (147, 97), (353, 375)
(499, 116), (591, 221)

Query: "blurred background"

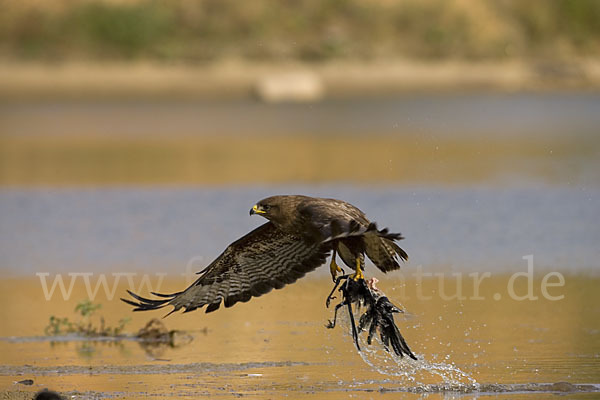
(1, 1), (600, 397)
(1, 0), (599, 275)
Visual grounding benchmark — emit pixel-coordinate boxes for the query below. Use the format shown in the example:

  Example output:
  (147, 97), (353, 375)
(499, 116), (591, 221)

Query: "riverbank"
(1, 59), (600, 100)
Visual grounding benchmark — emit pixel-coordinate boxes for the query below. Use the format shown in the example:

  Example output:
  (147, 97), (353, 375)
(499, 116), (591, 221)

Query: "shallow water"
(3, 92), (600, 137)
(0, 275), (599, 399)
(1, 185), (598, 275)
(1, 183), (599, 397)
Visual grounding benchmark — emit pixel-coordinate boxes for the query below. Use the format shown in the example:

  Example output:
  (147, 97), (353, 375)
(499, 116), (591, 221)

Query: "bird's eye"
(262, 204), (271, 211)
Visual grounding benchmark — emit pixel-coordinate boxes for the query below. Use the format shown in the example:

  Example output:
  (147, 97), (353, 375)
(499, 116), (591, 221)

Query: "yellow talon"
(352, 257), (364, 281)
(330, 258), (342, 281)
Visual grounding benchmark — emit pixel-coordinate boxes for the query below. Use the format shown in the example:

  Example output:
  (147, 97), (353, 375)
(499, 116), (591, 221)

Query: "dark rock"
(34, 389), (64, 400)
(551, 382), (575, 392)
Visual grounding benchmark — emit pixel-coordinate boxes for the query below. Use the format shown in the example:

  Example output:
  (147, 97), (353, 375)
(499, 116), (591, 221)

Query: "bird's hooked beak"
(249, 204), (266, 216)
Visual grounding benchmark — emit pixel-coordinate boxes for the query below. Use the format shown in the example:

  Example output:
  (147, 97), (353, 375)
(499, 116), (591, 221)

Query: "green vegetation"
(1, 0), (599, 62)
(44, 299), (130, 337)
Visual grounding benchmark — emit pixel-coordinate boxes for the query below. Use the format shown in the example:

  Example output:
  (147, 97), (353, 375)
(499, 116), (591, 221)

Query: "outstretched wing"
(121, 222), (330, 315)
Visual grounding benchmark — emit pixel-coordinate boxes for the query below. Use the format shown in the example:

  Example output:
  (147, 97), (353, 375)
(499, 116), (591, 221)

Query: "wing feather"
(298, 199), (407, 273)
(121, 222), (329, 315)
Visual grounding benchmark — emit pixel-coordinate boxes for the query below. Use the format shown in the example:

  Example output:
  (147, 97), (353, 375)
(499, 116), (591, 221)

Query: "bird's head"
(249, 196), (293, 227)
(250, 197), (278, 218)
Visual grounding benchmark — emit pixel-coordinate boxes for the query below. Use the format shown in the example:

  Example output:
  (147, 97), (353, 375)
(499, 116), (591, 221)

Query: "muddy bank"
(1, 60), (599, 101)
(0, 360), (311, 376)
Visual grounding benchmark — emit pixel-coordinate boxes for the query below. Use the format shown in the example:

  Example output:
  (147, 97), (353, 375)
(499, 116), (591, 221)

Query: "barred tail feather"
(323, 221), (404, 243)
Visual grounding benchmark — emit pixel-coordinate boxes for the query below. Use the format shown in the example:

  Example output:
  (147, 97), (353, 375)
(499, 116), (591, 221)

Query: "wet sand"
(1, 275), (598, 398)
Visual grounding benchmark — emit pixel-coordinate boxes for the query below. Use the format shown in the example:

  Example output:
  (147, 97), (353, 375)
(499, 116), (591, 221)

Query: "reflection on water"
(0, 276), (598, 398)
(34, 333), (196, 361)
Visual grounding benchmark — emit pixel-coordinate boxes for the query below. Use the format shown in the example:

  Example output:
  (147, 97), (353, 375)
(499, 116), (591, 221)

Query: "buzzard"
(122, 195), (408, 315)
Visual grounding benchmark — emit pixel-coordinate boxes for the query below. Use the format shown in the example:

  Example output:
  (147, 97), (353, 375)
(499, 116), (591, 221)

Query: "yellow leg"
(352, 257), (364, 281)
(330, 257), (342, 281)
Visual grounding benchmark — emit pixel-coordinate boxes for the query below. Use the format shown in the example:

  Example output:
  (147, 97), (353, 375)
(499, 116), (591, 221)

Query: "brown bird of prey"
(122, 195), (408, 315)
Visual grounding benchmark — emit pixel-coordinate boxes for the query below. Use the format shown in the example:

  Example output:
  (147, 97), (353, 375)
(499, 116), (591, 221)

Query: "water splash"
(336, 306), (478, 389)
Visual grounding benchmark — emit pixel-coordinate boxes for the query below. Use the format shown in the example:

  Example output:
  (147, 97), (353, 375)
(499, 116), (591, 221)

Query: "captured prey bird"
(326, 275), (417, 359)
(122, 195), (408, 316)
